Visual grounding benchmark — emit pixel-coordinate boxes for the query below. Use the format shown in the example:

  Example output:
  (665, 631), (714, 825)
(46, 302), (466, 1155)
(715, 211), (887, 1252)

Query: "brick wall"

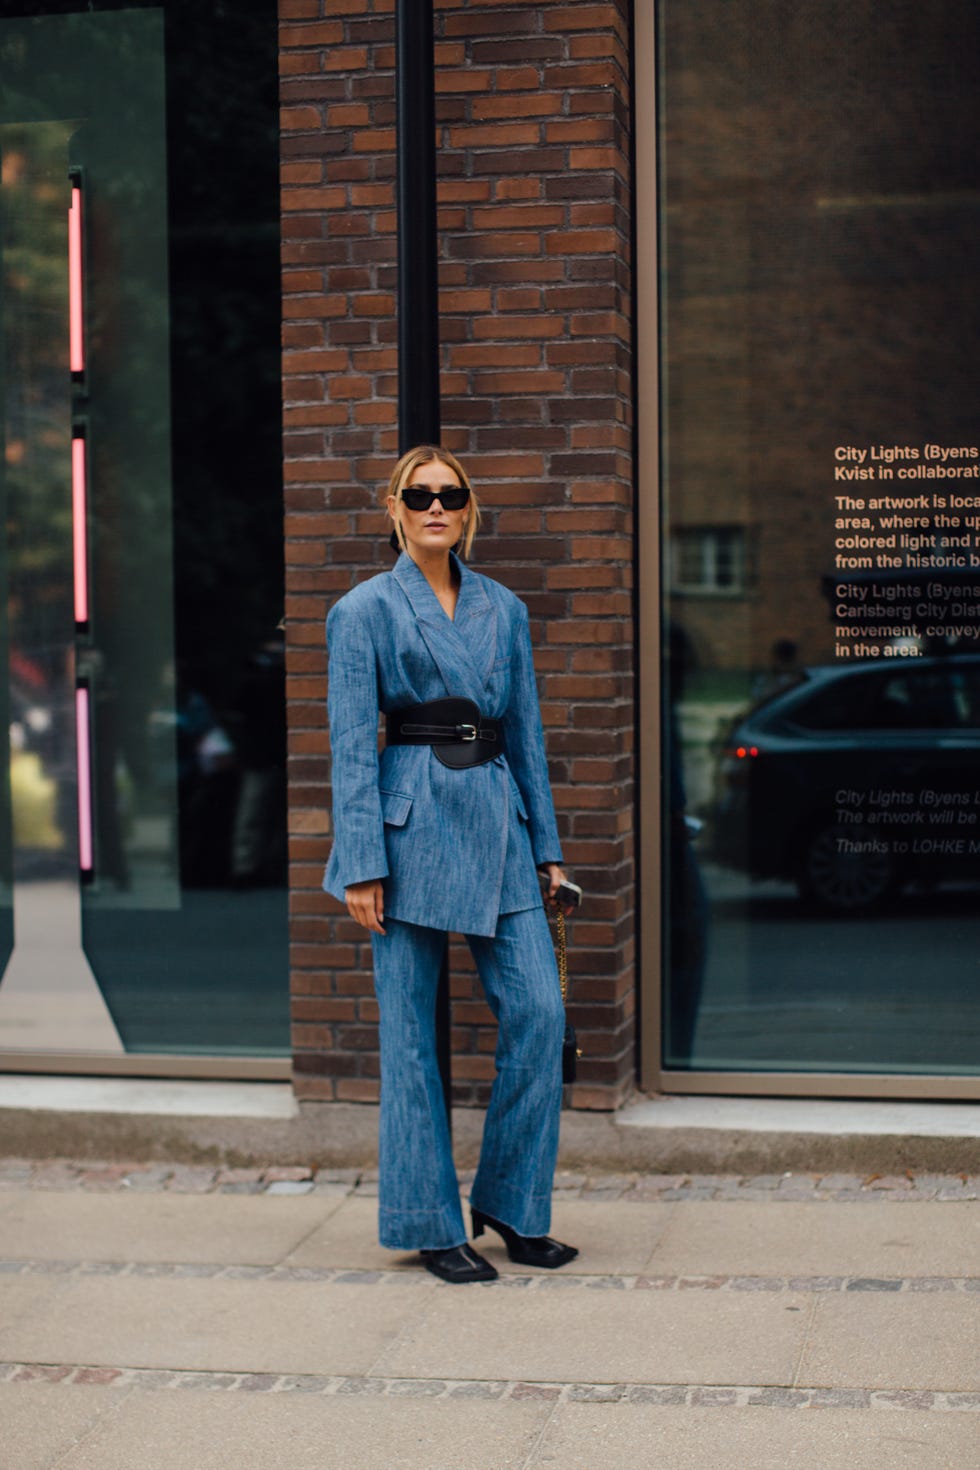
(281, 0), (636, 1110)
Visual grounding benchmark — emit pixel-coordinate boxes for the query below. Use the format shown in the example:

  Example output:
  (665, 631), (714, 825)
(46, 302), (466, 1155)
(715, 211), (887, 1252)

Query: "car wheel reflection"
(798, 820), (897, 913)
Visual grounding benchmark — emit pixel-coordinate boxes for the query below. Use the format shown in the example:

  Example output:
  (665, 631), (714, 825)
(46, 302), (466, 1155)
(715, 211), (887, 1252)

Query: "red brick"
(544, 229), (619, 255)
(546, 118), (616, 144)
(471, 316), (563, 340)
(352, 127), (396, 152)
(543, 4), (623, 32)
(281, 105), (322, 131)
(443, 10), (539, 38)
(281, 161), (323, 185)
(446, 232), (543, 260)
(440, 288), (494, 312)
(282, 20), (345, 46)
(280, 52), (319, 77)
(282, 274), (325, 300)
(471, 95), (563, 121)
(434, 41), (466, 65)
(495, 66), (542, 91)
(325, 46), (370, 72)
(470, 204), (564, 229)
(471, 369), (566, 395)
(575, 35), (627, 70)
(494, 288), (543, 311)
(437, 179), (493, 203)
(353, 400), (397, 424)
(335, 1079), (381, 1102)
(284, 349), (350, 373)
(349, 182), (395, 206)
(435, 68), (492, 94)
(569, 145), (628, 175)
(544, 61), (618, 89)
(282, 294), (348, 319)
(493, 180), (542, 205)
(446, 123), (541, 149)
(284, 404), (349, 427)
(449, 344), (542, 369)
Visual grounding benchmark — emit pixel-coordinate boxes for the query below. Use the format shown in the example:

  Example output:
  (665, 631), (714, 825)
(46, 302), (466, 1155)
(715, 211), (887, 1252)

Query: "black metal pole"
(397, 0), (440, 444)
(395, 0), (452, 1137)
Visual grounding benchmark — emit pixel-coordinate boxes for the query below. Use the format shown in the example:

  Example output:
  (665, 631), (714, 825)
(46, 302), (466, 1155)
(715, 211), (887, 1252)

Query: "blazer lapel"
(392, 553), (497, 705)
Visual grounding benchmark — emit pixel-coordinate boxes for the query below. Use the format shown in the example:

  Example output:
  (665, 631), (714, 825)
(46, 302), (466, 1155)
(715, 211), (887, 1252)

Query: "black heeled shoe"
(471, 1208), (578, 1269)
(420, 1244), (498, 1283)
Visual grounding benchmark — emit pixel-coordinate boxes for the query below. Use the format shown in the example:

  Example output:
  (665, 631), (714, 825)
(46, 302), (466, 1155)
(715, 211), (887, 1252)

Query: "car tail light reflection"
(721, 744), (760, 787)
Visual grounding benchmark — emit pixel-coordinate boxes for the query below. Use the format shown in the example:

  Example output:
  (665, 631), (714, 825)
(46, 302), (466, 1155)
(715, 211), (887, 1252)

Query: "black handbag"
(553, 908), (581, 1084)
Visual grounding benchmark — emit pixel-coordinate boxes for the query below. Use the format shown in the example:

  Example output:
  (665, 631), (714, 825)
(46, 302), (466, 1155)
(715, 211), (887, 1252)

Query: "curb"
(1, 1100), (977, 1174)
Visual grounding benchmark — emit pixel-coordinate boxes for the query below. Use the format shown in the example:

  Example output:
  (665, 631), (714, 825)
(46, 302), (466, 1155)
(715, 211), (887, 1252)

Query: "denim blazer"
(322, 551), (563, 937)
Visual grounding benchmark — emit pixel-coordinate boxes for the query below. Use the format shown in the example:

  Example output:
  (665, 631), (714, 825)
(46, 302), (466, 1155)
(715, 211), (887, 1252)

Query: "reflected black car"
(712, 655), (980, 911)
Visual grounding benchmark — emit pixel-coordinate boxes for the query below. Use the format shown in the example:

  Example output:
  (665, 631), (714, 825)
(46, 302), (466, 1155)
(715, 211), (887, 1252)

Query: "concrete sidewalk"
(0, 1159), (977, 1469)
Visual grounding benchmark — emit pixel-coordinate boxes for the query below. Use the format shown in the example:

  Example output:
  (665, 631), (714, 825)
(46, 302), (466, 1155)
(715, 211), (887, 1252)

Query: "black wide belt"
(386, 698), (502, 769)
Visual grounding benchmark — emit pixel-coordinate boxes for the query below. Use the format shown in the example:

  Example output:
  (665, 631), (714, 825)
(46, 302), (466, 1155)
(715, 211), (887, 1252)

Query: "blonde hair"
(385, 444), (481, 559)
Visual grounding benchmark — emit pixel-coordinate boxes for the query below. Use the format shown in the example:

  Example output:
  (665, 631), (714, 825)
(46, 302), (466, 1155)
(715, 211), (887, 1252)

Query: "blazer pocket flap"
(380, 789), (413, 827)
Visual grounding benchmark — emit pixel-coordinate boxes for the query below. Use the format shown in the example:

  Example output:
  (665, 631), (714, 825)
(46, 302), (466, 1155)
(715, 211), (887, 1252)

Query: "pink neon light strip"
(75, 686), (94, 872)
(72, 436), (89, 624)
(69, 186), (84, 373)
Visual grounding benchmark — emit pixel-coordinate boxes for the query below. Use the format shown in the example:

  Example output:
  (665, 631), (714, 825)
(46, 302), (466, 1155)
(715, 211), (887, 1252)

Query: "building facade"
(0, 0), (977, 1105)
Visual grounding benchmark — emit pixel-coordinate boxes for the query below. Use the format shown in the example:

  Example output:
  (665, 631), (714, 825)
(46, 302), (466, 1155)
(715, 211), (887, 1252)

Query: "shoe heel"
(470, 1208), (486, 1238)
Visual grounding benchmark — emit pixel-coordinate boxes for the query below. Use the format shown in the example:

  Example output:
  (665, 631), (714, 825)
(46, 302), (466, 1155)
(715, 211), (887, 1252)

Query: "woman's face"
(388, 458), (469, 560)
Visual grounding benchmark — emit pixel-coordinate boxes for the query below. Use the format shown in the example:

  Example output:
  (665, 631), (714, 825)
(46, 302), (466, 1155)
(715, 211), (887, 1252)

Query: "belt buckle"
(458, 723), (477, 742)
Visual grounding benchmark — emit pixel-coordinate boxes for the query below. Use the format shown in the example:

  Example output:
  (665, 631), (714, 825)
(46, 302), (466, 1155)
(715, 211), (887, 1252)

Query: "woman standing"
(323, 445), (578, 1283)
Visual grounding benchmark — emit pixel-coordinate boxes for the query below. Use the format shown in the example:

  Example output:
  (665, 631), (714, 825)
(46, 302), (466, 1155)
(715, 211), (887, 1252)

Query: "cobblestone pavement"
(1, 1158), (977, 1200)
(1, 1257), (978, 1295)
(1, 1363), (977, 1413)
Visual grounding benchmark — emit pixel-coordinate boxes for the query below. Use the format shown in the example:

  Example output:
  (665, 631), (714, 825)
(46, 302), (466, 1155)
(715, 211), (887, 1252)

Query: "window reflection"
(0, 2), (287, 1058)
(660, 0), (980, 1076)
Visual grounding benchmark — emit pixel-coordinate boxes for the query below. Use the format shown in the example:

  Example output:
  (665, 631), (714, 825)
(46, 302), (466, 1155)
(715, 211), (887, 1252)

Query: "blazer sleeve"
(500, 601), (563, 868)
(325, 595), (388, 888)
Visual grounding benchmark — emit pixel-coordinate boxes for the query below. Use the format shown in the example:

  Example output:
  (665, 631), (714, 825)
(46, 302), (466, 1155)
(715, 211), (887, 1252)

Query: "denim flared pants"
(370, 907), (565, 1251)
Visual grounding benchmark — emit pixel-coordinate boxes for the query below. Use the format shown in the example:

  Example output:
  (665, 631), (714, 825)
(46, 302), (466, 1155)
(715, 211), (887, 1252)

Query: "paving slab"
(0, 1273), (432, 1378)
(530, 1403), (979, 1470)
(649, 1201), (978, 1279)
(494, 1200), (674, 1277)
(284, 1197), (676, 1277)
(374, 1285), (810, 1387)
(282, 1196), (416, 1272)
(0, 1189), (340, 1266)
(0, 1380), (122, 1469)
(38, 1386), (552, 1470)
(800, 1293), (980, 1391)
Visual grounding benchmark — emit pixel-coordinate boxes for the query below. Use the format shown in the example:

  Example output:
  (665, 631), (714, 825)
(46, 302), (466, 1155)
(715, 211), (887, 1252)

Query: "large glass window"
(0, 0), (287, 1058)
(659, 1), (980, 1077)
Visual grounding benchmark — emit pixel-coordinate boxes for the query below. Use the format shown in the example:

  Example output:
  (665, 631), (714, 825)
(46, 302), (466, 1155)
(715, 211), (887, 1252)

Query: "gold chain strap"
(554, 907), (568, 1005)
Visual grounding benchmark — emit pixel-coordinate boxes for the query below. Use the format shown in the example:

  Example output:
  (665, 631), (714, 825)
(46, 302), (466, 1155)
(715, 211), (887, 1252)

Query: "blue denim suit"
(323, 550), (563, 935)
(323, 552), (566, 1250)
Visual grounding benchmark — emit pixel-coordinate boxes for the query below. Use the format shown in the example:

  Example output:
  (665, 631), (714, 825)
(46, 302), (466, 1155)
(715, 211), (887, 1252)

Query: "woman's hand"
(542, 863), (576, 917)
(345, 879), (386, 934)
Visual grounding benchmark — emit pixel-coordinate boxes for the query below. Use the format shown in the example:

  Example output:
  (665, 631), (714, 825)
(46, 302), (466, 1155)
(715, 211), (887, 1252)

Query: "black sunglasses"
(400, 484), (470, 512)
